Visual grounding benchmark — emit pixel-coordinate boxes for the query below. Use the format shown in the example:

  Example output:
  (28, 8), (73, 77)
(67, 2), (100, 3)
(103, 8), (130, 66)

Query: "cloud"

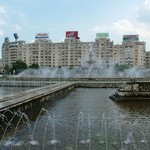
(90, 19), (150, 51)
(91, 19), (150, 38)
(0, 6), (7, 36)
(0, 6), (23, 36)
(144, 0), (150, 6)
(0, 6), (6, 14)
(137, 0), (150, 24)
(0, 6), (7, 25)
(90, 0), (150, 51)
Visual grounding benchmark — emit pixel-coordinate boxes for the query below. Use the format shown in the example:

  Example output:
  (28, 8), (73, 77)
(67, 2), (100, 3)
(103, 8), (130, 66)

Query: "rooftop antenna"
(13, 33), (19, 42)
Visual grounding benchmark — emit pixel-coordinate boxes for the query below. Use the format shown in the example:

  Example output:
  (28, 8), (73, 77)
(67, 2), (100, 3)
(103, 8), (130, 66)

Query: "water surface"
(1, 88), (150, 150)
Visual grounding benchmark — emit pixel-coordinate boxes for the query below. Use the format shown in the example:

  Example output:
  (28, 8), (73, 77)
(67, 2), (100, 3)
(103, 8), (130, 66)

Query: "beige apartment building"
(122, 41), (146, 68)
(113, 44), (124, 65)
(92, 37), (113, 66)
(23, 38), (90, 67)
(113, 35), (146, 68)
(2, 40), (26, 67)
(146, 51), (150, 68)
(2, 33), (90, 68)
(1, 32), (147, 70)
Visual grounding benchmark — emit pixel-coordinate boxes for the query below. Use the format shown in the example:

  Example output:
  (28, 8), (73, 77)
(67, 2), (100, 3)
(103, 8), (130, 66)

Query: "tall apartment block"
(92, 33), (113, 66)
(113, 35), (146, 68)
(2, 38), (26, 68)
(1, 32), (147, 70)
(146, 51), (150, 68)
(122, 35), (146, 68)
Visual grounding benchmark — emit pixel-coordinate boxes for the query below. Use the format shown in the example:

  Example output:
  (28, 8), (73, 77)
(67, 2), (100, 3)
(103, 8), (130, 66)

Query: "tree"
(11, 60), (27, 74)
(29, 63), (39, 69)
(115, 64), (130, 72)
(3, 64), (11, 74)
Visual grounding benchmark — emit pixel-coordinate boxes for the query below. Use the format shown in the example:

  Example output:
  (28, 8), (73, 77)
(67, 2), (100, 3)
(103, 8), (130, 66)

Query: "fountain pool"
(1, 88), (150, 150)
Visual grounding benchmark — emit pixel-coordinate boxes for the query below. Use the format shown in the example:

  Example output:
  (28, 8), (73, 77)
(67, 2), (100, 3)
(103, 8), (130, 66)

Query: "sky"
(0, 0), (150, 58)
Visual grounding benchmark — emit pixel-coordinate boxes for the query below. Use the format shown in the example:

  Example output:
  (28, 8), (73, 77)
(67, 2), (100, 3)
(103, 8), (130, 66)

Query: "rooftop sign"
(96, 33), (109, 38)
(35, 33), (49, 39)
(66, 31), (79, 39)
(123, 35), (139, 41)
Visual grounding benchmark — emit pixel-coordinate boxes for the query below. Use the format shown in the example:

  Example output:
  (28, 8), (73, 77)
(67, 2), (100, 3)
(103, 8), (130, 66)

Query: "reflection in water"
(1, 88), (150, 150)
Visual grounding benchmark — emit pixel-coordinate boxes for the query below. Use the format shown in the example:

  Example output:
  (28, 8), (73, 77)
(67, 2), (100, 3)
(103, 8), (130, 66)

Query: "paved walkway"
(0, 82), (75, 112)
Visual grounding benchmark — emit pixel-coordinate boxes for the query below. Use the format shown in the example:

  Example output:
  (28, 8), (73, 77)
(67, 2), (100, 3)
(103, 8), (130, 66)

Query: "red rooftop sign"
(66, 31), (78, 39)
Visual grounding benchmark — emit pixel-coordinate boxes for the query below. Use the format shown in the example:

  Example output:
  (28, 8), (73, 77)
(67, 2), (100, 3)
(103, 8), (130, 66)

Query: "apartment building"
(22, 38), (54, 67)
(146, 51), (150, 68)
(2, 32), (90, 68)
(1, 32), (147, 70)
(92, 35), (113, 66)
(111, 35), (146, 68)
(113, 44), (123, 65)
(2, 39), (25, 67)
(122, 35), (146, 68)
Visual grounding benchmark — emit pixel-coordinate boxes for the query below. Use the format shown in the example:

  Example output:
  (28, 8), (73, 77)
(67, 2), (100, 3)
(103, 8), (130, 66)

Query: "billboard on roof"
(96, 33), (109, 38)
(35, 33), (49, 39)
(66, 31), (78, 39)
(123, 35), (139, 41)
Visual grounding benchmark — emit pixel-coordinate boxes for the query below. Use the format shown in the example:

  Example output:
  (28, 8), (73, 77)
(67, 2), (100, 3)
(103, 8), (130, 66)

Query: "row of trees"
(3, 60), (39, 75)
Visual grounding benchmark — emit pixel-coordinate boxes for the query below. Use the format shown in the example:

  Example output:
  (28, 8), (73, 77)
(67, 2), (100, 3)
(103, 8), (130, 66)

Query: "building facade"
(2, 40), (26, 67)
(1, 32), (147, 70)
(121, 35), (146, 68)
(146, 51), (150, 68)
(92, 37), (113, 66)
(113, 35), (146, 68)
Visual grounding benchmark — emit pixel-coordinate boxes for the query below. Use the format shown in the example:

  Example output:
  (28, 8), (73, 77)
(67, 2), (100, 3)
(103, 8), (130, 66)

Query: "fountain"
(16, 42), (150, 78)
(109, 79), (150, 101)
(1, 109), (150, 150)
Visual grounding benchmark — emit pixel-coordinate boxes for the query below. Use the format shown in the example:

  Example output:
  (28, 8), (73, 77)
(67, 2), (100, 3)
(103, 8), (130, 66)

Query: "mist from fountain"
(17, 43), (150, 78)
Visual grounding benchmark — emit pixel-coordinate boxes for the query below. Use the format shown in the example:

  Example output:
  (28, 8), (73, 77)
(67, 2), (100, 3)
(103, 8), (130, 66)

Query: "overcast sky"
(0, 0), (150, 57)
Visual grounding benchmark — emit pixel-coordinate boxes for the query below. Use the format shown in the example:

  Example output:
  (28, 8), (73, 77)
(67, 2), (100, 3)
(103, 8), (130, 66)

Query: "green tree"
(11, 60), (27, 74)
(29, 63), (39, 69)
(3, 64), (11, 74)
(115, 64), (130, 72)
